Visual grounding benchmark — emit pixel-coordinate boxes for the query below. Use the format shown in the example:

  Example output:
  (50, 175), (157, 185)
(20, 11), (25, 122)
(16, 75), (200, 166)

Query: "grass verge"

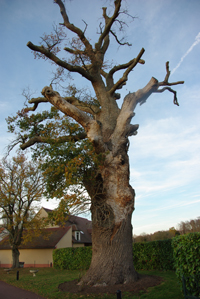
(0, 268), (183, 299)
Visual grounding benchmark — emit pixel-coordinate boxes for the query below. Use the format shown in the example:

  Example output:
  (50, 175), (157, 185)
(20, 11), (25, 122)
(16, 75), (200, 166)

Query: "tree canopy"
(0, 154), (45, 268)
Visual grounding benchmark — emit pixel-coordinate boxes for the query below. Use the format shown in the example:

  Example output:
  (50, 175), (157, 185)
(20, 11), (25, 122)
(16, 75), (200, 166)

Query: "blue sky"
(0, 0), (200, 235)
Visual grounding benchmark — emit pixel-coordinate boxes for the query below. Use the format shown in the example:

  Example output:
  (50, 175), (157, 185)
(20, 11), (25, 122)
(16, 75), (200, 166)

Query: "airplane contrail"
(171, 31), (200, 75)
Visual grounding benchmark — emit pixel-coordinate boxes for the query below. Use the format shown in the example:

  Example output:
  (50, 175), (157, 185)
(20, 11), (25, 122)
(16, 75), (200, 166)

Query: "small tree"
(0, 154), (44, 268)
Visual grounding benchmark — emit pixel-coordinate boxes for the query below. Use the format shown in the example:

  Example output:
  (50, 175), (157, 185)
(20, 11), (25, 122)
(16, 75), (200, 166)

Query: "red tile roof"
(65, 215), (92, 244)
(42, 208), (92, 244)
(0, 208), (92, 249)
(0, 227), (70, 250)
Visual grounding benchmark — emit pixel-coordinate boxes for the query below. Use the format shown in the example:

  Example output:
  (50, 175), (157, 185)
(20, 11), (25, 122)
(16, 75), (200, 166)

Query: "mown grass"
(0, 268), (184, 299)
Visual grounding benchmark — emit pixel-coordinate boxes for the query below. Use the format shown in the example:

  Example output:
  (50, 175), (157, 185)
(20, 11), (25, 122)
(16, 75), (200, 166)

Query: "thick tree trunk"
(12, 246), (20, 268)
(81, 150), (138, 286)
(82, 212), (138, 285)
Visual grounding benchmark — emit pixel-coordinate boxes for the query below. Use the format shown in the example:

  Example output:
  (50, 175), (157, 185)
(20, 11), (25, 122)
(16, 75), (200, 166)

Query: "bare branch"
(95, 0), (121, 51)
(110, 30), (132, 46)
(29, 97), (48, 104)
(25, 85), (99, 117)
(41, 85), (93, 129)
(108, 48), (145, 95)
(54, 0), (69, 23)
(27, 41), (94, 82)
(110, 58), (145, 75)
(106, 57), (145, 89)
(125, 124), (139, 137)
(154, 62), (184, 106)
(7, 138), (22, 156)
(159, 61), (184, 87)
(54, 0), (95, 62)
(101, 34), (110, 55)
(40, 24), (64, 53)
(154, 87), (180, 106)
(111, 77), (158, 148)
(100, 69), (108, 79)
(64, 47), (85, 56)
(23, 97), (48, 112)
(20, 132), (87, 150)
(41, 86), (105, 151)
(164, 61), (170, 82)
(82, 20), (88, 34)
(66, 97), (101, 115)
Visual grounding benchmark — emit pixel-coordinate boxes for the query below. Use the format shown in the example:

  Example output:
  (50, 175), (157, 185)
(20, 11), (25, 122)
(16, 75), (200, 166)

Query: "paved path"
(0, 281), (46, 299)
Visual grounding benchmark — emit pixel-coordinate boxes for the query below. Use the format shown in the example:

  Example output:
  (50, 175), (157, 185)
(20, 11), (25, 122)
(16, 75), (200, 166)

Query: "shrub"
(53, 240), (175, 271)
(53, 247), (92, 270)
(132, 239), (174, 271)
(172, 232), (200, 297)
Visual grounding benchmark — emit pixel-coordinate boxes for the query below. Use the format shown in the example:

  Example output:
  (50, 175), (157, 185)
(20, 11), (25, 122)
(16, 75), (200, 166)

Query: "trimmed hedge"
(53, 246), (92, 270)
(132, 239), (174, 271)
(53, 239), (174, 271)
(53, 233), (200, 298)
(172, 232), (200, 297)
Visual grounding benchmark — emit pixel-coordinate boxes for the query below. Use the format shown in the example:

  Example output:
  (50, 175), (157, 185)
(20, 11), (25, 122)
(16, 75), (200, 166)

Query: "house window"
(75, 231), (81, 241)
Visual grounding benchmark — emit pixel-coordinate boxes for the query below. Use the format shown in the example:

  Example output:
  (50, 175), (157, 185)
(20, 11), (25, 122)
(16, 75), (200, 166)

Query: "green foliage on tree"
(0, 154), (46, 268)
(7, 105), (100, 214)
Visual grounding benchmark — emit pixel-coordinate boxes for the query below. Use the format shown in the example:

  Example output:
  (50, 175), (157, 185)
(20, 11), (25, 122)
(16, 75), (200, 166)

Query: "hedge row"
(53, 239), (174, 271)
(53, 233), (200, 296)
(53, 233), (200, 282)
(132, 239), (174, 271)
(172, 232), (200, 297)
(53, 246), (92, 270)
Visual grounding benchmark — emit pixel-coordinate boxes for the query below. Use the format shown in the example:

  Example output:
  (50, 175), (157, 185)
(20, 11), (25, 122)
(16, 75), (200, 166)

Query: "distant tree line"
(177, 217), (200, 235)
(133, 217), (200, 243)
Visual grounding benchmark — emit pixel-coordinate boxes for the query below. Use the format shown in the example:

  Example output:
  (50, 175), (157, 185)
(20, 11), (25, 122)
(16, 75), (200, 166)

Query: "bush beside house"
(0, 207), (92, 268)
(53, 247), (92, 270)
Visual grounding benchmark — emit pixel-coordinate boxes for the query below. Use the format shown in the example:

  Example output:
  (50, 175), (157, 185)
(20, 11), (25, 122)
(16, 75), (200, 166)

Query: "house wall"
(19, 249), (54, 267)
(0, 249), (53, 268)
(56, 227), (72, 249)
(0, 250), (12, 268)
(37, 208), (48, 219)
(36, 208), (59, 228)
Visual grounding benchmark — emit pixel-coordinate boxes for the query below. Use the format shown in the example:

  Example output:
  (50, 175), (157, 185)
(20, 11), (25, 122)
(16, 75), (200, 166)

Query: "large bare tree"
(9, 0), (184, 284)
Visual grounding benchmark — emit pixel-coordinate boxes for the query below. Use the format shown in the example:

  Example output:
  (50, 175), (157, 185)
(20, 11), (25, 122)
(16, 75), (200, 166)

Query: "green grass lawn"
(0, 268), (184, 299)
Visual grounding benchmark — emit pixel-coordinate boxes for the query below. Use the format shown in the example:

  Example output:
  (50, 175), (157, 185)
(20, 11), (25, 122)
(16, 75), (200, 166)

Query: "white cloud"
(171, 32), (200, 75)
(129, 113), (200, 202)
(131, 117), (200, 159)
(147, 199), (200, 214)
